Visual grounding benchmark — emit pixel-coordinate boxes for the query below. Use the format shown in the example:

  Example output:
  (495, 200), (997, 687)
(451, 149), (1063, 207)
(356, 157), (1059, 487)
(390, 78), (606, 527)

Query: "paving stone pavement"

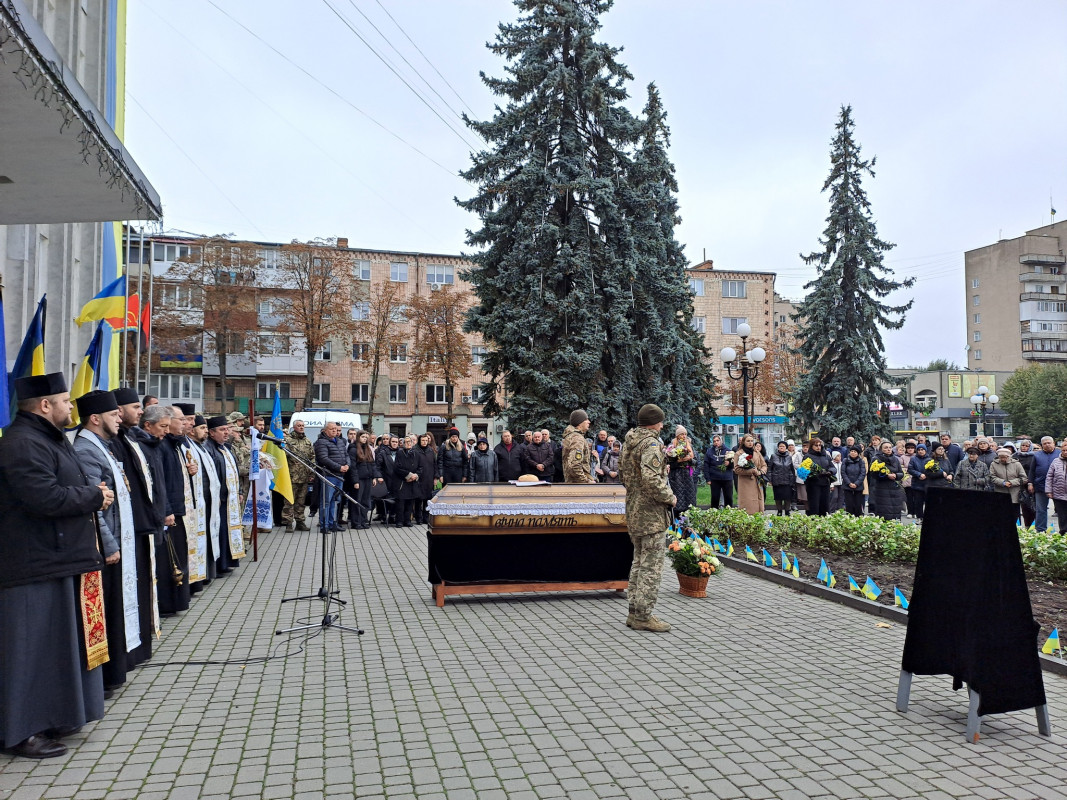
(2, 521), (1067, 800)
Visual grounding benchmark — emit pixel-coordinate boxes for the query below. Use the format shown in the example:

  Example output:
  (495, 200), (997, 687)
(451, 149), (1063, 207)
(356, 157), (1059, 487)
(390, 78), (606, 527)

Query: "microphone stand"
(273, 442), (367, 638)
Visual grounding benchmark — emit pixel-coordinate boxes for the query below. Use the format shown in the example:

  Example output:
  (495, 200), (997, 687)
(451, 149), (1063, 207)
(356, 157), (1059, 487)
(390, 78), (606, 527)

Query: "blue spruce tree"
(789, 106), (914, 439)
(459, 0), (710, 435)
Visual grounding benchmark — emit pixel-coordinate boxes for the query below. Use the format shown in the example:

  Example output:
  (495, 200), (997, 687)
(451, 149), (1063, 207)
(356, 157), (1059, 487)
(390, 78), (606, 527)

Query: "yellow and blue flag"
(8, 294), (47, 421)
(862, 577), (881, 601)
(262, 390), (294, 503)
(825, 566), (836, 588)
(745, 545), (758, 562)
(780, 551), (790, 572)
(711, 537), (722, 553)
(1042, 629), (1060, 655)
(74, 275), (126, 326)
(894, 587), (909, 609)
(762, 548), (777, 568)
(725, 539), (734, 557)
(848, 576), (862, 593)
(791, 555), (799, 578)
(69, 322), (106, 427)
(817, 558), (828, 583)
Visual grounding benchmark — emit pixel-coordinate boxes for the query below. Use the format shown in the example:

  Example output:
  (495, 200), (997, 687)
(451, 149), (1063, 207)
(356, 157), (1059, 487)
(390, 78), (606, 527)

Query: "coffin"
(426, 483), (632, 606)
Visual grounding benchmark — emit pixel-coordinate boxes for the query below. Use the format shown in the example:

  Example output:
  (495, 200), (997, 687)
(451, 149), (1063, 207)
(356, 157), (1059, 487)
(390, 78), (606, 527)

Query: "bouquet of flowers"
(797, 456), (824, 481)
(923, 458), (943, 477)
(736, 451), (754, 470)
(666, 530), (724, 578)
(870, 458), (902, 485)
(714, 451), (735, 472)
(665, 442), (691, 461)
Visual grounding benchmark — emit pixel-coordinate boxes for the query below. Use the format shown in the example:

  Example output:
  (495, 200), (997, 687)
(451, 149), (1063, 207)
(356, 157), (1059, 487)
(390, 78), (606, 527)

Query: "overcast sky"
(125, 0), (1067, 368)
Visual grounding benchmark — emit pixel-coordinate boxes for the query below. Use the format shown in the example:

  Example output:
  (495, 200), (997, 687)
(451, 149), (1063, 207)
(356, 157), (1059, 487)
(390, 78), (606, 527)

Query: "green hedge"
(683, 507), (1067, 581)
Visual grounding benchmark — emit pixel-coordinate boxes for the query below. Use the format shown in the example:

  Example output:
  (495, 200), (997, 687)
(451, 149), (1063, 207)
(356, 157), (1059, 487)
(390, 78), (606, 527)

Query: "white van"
(287, 409), (363, 440)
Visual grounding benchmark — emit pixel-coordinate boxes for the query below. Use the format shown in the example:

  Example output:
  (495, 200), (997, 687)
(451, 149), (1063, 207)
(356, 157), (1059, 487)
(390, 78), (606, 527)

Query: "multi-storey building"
(3, 0), (160, 380)
(965, 220), (1067, 371)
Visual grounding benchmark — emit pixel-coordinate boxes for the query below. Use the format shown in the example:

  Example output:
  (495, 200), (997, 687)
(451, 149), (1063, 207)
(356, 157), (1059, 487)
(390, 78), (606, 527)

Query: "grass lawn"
(695, 482), (775, 506)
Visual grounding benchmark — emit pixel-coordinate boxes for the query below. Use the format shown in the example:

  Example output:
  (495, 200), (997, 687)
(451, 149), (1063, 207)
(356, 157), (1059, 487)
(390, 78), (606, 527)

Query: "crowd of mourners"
(700, 430), (1067, 532)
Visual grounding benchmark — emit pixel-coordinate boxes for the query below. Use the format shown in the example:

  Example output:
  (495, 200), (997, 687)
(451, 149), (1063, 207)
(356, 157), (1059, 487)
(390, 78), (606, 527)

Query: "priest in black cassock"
(0, 373), (113, 759)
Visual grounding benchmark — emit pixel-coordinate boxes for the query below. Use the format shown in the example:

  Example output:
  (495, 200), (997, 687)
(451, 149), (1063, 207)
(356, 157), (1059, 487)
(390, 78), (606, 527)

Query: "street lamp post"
(969, 385), (999, 438)
(719, 323), (766, 439)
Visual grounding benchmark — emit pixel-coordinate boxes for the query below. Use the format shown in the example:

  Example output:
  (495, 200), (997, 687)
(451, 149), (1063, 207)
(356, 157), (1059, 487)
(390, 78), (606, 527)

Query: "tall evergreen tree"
(789, 106), (914, 439)
(459, 0), (709, 435)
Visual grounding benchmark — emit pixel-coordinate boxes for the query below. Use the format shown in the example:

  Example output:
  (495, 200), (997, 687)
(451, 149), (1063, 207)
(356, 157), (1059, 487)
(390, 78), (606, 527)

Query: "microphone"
(257, 433), (287, 446)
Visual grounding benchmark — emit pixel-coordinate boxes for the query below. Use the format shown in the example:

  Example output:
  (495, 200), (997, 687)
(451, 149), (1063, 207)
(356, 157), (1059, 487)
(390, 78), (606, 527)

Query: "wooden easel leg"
(434, 584), (445, 608)
(896, 670), (912, 713)
(1037, 704), (1052, 737)
(966, 687), (981, 743)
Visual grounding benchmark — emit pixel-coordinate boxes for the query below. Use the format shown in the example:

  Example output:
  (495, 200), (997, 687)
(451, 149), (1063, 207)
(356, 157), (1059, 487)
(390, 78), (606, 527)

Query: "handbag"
(370, 480), (389, 499)
(1020, 486), (1035, 512)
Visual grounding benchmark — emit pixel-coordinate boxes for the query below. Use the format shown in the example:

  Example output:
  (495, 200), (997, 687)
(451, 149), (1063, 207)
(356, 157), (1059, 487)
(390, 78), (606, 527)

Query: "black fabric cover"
(901, 487), (1046, 716)
(426, 530), (633, 585)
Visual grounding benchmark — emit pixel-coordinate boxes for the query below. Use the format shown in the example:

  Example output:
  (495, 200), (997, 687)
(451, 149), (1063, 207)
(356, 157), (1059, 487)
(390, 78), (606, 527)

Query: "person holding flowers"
(905, 442), (929, 521)
(798, 437), (835, 516)
(868, 440), (904, 521)
(924, 443), (954, 490)
(665, 426), (697, 514)
(733, 433), (767, 515)
(702, 434), (734, 509)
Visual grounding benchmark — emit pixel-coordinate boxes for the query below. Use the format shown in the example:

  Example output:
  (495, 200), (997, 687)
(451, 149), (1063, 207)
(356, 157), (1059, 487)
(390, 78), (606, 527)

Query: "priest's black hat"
(206, 415), (228, 429)
(76, 390), (119, 418)
(113, 387), (139, 406)
(194, 414), (207, 426)
(175, 402), (196, 416)
(14, 372), (67, 399)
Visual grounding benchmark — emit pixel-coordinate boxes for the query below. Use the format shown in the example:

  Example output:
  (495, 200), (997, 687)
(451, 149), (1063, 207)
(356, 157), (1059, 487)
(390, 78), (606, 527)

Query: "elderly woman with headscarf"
(991, 445), (1028, 518)
(954, 446), (991, 492)
(665, 425), (697, 514)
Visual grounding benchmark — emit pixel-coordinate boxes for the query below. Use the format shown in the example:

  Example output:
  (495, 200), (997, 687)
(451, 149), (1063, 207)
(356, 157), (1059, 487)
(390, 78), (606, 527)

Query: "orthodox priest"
(0, 373), (113, 759)
(172, 404), (208, 594)
(204, 416), (244, 573)
(190, 414), (221, 584)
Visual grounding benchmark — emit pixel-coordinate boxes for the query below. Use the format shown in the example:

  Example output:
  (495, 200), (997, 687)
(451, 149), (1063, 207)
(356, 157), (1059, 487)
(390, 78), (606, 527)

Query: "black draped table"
(426, 483), (633, 606)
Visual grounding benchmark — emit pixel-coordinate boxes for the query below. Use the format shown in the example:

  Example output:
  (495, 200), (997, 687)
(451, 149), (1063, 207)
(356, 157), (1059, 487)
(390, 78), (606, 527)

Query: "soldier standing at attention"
(562, 409), (596, 484)
(620, 404), (676, 632)
(227, 411), (251, 503)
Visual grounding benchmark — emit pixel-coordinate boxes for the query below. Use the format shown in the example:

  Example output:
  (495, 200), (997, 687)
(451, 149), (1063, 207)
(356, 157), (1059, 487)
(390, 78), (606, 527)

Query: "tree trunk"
(367, 365), (380, 433)
(219, 350), (229, 414)
(445, 377), (454, 425)
(305, 342), (316, 409)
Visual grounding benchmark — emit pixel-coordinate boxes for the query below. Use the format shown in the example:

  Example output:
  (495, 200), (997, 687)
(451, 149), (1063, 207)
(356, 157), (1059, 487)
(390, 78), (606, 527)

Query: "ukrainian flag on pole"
(74, 275), (126, 326)
(8, 295), (47, 422)
(69, 322), (106, 427)
(263, 389), (293, 503)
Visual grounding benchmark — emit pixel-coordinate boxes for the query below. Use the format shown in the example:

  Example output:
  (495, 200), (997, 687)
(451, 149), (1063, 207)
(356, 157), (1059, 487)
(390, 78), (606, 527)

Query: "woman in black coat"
(393, 435), (422, 526)
(869, 440), (903, 521)
(347, 430), (378, 529)
(840, 445), (867, 516)
(802, 438), (835, 517)
(767, 441), (796, 516)
(414, 433), (438, 524)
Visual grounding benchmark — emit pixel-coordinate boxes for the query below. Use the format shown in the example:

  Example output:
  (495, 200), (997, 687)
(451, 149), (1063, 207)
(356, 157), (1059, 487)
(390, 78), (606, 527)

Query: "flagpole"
(249, 396), (258, 563)
(146, 234), (154, 398)
(123, 222), (132, 386)
(134, 225), (144, 393)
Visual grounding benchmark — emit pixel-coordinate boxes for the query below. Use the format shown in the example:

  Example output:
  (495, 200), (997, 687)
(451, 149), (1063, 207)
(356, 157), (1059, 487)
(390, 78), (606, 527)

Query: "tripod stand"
(276, 443), (366, 637)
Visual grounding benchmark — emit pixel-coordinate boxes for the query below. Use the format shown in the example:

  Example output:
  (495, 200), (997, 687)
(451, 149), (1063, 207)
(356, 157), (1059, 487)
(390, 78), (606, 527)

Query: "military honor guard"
(562, 409), (596, 484)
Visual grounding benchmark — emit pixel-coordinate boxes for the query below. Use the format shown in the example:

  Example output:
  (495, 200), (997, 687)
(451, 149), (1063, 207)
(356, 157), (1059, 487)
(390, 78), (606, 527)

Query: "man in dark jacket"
(938, 432), (964, 472)
(314, 422), (348, 532)
(522, 430), (554, 479)
(494, 430), (523, 482)
(0, 373), (112, 759)
(436, 427), (468, 485)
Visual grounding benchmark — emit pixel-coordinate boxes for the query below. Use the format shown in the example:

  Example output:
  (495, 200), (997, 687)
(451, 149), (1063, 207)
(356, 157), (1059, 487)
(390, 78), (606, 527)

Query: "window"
(425, 384), (453, 404)
(470, 386), (485, 404)
(259, 300), (274, 315)
(354, 259), (371, 281)
(257, 382), (290, 399)
(389, 344), (407, 363)
(973, 313), (981, 324)
(160, 283), (203, 310)
(313, 383), (331, 403)
(971, 278), (980, 289)
(315, 341), (332, 361)
(350, 383), (369, 403)
(1037, 301), (1067, 313)
(216, 332), (245, 353)
(390, 261), (408, 282)
(914, 390), (938, 409)
(689, 278), (705, 296)
(722, 280), (747, 298)
(152, 243), (192, 263)
(1024, 338), (1067, 352)
(259, 334), (291, 356)
(973, 349), (982, 360)
(351, 301), (371, 321)
(973, 295), (980, 306)
(970, 421), (1011, 438)
(212, 381), (236, 401)
(352, 342), (369, 361)
(150, 374), (204, 400)
(389, 383), (407, 403)
(722, 316), (747, 334)
(260, 249), (280, 270)
(692, 316), (706, 334)
(426, 264), (454, 285)
(390, 305), (408, 323)
(973, 331), (981, 342)
(471, 345), (487, 364)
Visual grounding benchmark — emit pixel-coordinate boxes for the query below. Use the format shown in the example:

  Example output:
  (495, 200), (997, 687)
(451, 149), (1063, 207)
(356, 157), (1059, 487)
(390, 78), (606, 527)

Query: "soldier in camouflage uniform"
(562, 409), (596, 484)
(227, 411), (251, 504)
(619, 403), (676, 632)
(282, 420), (316, 531)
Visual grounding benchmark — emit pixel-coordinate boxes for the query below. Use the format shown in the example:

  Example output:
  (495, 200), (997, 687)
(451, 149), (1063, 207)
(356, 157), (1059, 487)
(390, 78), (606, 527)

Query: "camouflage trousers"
(281, 481), (310, 525)
(627, 531), (665, 620)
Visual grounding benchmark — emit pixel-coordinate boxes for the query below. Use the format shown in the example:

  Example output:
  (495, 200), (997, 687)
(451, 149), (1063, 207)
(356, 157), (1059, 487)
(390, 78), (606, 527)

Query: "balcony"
(1020, 253), (1067, 267)
(1023, 350), (1067, 361)
(255, 397), (296, 414)
(1019, 271), (1065, 283)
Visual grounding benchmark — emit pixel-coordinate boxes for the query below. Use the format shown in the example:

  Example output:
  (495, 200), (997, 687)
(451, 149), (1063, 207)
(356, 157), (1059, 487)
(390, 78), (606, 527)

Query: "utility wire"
(371, 0), (477, 118)
(322, 0), (480, 152)
(202, 0), (457, 175)
(127, 93), (265, 235)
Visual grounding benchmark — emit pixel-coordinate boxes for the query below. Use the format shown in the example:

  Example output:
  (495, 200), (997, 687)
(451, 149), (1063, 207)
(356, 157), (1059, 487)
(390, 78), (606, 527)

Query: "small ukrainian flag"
(725, 539), (734, 557)
(745, 545), (758, 562)
(817, 558), (828, 583)
(791, 556), (799, 578)
(1042, 629), (1060, 655)
(780, 551), (790, 572)
(848, 576), (862, 593)
(762, 548), (777, 568)
(826, 567), (836, 589)
(862, 577), (882, 601)
(894, 587), (909, 610)
(712, 537), (723, 553)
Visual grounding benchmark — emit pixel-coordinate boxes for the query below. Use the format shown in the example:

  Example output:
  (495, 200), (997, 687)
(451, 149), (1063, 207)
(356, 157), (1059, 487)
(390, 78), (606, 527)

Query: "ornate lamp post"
(719, 322), (766, 438)
(969, 385), (999, 438)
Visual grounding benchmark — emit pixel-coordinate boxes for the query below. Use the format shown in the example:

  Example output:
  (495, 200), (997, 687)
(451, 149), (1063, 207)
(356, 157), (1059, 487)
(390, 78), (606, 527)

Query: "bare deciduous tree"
(408, 285), (473, 425)
(353, 280), (407, 432)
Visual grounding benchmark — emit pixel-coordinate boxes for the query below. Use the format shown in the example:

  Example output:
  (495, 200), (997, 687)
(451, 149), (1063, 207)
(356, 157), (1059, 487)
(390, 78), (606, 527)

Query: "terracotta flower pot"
(677, 572), (710, 598)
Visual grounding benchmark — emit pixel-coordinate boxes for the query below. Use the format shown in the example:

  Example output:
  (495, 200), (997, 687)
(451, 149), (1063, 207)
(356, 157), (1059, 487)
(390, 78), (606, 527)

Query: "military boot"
(631, 615), (671, 632)
(295, 521), (309, 531)
(625, 604), (636, 628)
